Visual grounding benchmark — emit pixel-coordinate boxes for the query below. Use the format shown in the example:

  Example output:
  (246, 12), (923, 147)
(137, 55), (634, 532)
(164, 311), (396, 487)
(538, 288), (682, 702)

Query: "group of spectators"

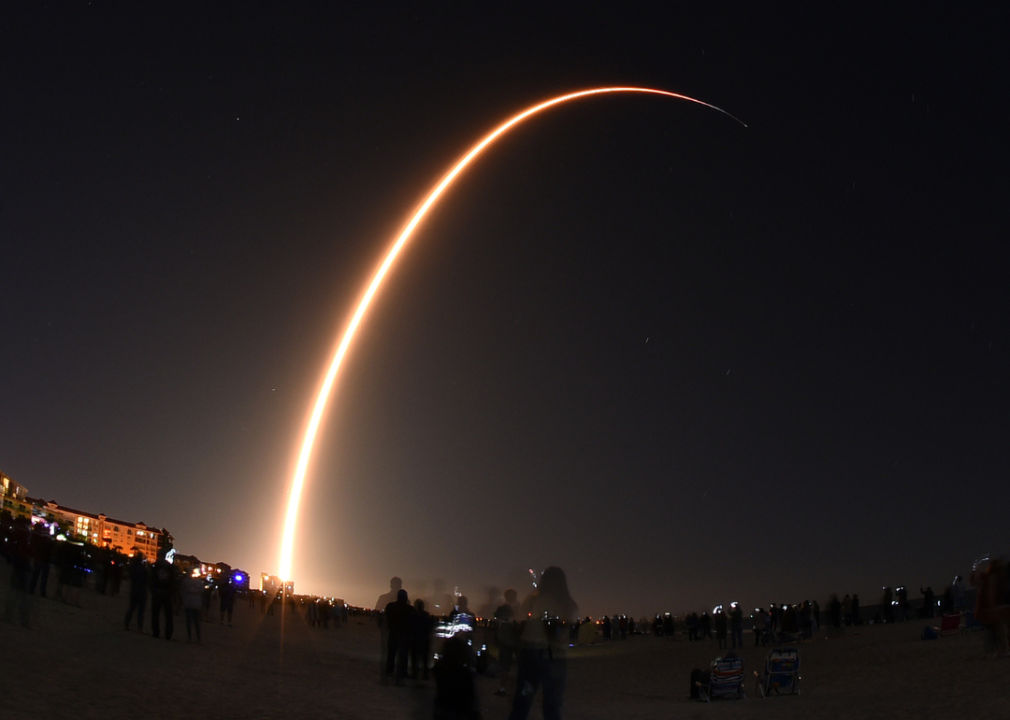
(376, 569), (578, 720)
(1, 514), (130, 626)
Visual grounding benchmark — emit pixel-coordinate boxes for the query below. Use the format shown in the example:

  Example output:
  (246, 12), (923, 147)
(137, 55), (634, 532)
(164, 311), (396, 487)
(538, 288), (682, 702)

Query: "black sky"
(2, 3), (1007, 615)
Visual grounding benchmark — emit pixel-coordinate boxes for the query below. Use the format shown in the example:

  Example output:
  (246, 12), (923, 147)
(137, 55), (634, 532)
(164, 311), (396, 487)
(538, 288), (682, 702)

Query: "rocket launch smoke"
(279, 87), (744, 583)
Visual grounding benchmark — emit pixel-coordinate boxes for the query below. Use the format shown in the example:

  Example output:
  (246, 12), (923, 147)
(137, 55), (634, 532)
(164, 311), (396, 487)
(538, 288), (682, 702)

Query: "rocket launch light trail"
(278, 87), (744, 582)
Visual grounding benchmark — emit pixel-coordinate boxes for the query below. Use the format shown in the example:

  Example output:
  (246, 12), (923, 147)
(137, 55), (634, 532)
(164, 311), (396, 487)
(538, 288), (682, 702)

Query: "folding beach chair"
(754, 648), (800, 697)
(937, 613), (962, 636)
(696, 656), (746, 701)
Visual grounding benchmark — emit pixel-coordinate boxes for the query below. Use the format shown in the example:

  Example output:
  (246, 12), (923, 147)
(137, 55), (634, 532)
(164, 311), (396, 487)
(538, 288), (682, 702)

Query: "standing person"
(896, 587), (909, 622)
(714, 607), (727, 649)
(829, 595), (843, 629)
(953, 576), (967, 611)
(508, 566), (578, 720)
(971, 557), (1009, 658)
(28, 523), (53, 598)
(124, 553), (149, 631)
(686, 612), (698, 641)
(433, 635), (480, 720)
(2, 518), (33, 628)
(729, 603), (743, 648)
(882, 587), (894, 623)
(149, 548), (177, 641)
(494, 588), (521, 696)
(753, 608), (768, 646)
(181, 568), (203, 643)
(409, 598), (433, 681)
(385, 589), (415, 684)
(799, 601), (812, 638)
(218, 574), (237, 626)
(376, 576), (403, 683)
(700, 611), (712, 640)
(920, 586), (935, 618)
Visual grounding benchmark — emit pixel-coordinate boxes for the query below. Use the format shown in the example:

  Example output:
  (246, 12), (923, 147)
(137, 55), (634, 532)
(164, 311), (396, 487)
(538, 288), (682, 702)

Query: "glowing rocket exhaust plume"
(278, 87), (744, 582)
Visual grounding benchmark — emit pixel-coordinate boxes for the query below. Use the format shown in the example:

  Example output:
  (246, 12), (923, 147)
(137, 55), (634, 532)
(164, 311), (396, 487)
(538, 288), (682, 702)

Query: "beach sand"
(2, 573), (1008, 719)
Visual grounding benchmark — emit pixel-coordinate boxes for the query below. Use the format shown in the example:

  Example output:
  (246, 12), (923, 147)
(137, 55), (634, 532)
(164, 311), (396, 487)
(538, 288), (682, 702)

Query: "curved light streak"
(279, 87), (745, 582)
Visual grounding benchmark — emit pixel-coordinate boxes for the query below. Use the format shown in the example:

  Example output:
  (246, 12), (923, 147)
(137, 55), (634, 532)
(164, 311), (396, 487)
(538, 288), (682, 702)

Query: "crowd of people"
(4, 508), (1008, 717)
(366, 559), (1010, 719)
(1, 514), (135, 627)
(375, 568), (578, 720)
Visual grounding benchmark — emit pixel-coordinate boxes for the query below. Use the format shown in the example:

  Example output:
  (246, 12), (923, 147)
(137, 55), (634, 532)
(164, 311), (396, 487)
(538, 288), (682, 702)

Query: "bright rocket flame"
(278, 87), (744, 582)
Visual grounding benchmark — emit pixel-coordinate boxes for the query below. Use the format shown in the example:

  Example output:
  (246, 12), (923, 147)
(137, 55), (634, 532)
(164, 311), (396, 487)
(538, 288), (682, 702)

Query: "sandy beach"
(2, 572), (1008, 719)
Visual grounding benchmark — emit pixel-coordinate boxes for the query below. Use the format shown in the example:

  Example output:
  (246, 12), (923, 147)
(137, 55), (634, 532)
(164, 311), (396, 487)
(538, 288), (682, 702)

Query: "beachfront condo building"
(31, 497), (171, 564)
(1, 471), (31, 519)
(2, 470), (172, 563)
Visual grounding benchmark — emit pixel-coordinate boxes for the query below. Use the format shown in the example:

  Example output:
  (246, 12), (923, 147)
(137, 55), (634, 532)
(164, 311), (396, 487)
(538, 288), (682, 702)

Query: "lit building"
(30, 499), (170, 563)
(1, 471), (31, 520)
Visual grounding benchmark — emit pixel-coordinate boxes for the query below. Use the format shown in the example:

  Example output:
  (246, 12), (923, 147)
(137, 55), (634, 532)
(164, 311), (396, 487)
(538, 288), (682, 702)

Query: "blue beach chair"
(696, 656), (746, 701)
(755, 648), (800, 697)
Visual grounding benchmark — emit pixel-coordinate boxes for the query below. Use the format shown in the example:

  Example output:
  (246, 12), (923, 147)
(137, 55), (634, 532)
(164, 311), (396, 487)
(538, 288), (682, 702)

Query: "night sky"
(2, 3), (1007, 616)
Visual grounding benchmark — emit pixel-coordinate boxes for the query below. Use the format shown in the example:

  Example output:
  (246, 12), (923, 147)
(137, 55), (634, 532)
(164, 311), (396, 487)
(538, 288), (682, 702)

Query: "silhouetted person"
(700, 611), (712, 640)
(494, 588), (521, 696)
(714, 607), (727, 649)
(920, 586), (935, 618)
(829, 595), (842, 628)
(896, 586), (909, 622)
(851, 594), (861, 625)
(509, 566), (577, 720)
(28, 524), (53, 597)
(149, 548), (176, 640)
(953, 575), (967, 610)
(108, 555), (123, 596)
(782, 604), (798, 635)
(450, 594), (473, 619)
(385, 588), (415, 683)
(971, 557), (1009, 658)
(3, 517), (33, 628)
(181, 568), (203, 643)
(409, 598), (432, 680)
(433, 635), (480, 720)
(376, 576), (403, 682)
(686, 612), (698, 641)
(124, 553), (149, 631)
(753, 608), (768, 646)
(219, 574), (237, 625)
(882, 587), (894, 623)
(799, 601), (812, 638)
(729, 603), (743, 648)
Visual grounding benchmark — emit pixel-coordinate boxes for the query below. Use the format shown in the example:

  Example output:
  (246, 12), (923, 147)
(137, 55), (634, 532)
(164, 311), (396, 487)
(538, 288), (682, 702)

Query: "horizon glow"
(278, 87), (745, 583)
